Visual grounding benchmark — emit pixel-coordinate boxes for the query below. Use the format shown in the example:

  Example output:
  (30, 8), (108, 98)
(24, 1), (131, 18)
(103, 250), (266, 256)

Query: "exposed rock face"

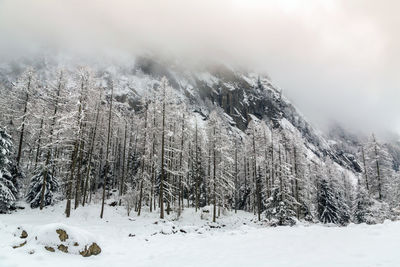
(129, 57), (370, 173)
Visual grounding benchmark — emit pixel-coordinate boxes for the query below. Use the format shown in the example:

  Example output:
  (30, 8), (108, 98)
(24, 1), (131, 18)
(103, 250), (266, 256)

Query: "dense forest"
(1, 66), (399, 226)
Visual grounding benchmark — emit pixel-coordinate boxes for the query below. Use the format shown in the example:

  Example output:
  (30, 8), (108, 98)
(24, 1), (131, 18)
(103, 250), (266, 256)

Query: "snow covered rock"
(20, 229), (28, 238)
(200, 206), (212, 220)
(159, 221), (178, 235)
(12, 223), (101, 257)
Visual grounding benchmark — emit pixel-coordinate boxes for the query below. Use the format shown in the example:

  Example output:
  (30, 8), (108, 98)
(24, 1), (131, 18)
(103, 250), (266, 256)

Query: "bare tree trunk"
(270, 131), (275, 188)
(119, 122), (128, 206)
(373, 135), (382, 200)
(234, 139), (238, 213)
(213, 126), (217, 223)
(166, 123), (173, 215)
(138, 107), (148, 216)
(65, 140), (79, 217)
(178, 113), (185, 212)
(207, 147), (211, 206)
(159, 84), (166, 219)
(74, 135), (85, 209)
(244, 156), (247, 211)
(72, 78), (86, 210)
(17, 75), (31, 166)
(66, 76), (85, 217)
(263, 131), (270, 198)
(40, 72), (62, 211)
(100, 82), (114, 219)
(187, 142), (191, 208)
(82, 98), (101, 206)
(279, 144), (283, 202)
(293, 146), (300, 219)
(149, 100), (157, 212)
(195, 122), (199, 212)
(252, 131), (261, 221)
(34, 114), (44, 169)
(361, 146), (370, 192)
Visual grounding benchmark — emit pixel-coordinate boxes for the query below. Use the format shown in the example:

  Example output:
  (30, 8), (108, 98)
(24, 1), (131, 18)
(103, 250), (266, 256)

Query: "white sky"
(0, 0), (399, 137)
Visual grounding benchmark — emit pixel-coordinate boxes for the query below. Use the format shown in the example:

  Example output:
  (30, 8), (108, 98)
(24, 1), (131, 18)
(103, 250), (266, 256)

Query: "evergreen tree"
(0, 127), (20, 213)
(264, 186), (297, 226)
(317, 176), (339, 224)
(264, 129), (298, 226)
(26, 166), (59, 208)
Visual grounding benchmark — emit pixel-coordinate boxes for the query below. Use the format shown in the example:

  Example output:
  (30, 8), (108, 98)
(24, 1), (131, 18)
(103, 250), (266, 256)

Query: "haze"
(0, 0), (399, 137)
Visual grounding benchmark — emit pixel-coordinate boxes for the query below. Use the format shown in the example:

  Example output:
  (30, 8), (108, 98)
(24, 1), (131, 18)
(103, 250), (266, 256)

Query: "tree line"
(1, 67), (399, 226)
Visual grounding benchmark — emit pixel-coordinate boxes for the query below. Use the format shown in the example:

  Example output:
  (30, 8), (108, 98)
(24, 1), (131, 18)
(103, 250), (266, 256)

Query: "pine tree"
(263, 128), (298, 226)
(0, 127), (20, 213)
(264, 176), (298, 226)
(317, 176), (339, 224)
(26, 166), (59, 208)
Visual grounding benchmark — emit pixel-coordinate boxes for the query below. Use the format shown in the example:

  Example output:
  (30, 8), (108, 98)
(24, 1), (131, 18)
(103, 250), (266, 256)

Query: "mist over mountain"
(1, 0), (399, 136)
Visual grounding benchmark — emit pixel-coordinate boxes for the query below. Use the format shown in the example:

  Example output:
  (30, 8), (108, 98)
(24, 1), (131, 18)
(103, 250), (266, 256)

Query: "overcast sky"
(0, 0), (399, 137)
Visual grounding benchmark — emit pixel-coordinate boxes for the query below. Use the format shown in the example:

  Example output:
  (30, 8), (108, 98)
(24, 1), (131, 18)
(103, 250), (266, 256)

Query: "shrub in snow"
(123, 185), (136, 216)
(0, 127), (21, 213)
(26, 166), (59, 208)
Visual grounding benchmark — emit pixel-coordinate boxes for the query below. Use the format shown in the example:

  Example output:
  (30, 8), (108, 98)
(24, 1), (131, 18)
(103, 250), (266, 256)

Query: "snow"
(35, 223), (97, 254)
(1, 202), (400, 267)
(196, 72), (218, 87)
(223, 82), (235, 91)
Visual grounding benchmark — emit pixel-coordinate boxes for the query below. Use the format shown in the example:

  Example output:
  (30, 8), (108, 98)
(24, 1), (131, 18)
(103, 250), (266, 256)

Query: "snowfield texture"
(1, 202), (400, 267)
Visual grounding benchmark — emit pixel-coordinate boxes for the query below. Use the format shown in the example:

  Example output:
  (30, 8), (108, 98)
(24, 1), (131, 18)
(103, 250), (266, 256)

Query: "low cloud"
(0, 0), (399, 136)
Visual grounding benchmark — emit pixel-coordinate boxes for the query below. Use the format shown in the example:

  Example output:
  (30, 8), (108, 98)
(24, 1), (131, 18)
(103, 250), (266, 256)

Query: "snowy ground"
(1, 202), (400, 267)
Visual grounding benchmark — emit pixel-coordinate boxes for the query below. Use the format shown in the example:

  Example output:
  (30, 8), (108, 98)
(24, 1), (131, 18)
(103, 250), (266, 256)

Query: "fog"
(0, 0), (399, 137)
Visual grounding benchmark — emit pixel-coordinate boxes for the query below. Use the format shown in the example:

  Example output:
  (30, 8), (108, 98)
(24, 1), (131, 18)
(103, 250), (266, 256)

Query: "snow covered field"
(1, 202), (400, 267)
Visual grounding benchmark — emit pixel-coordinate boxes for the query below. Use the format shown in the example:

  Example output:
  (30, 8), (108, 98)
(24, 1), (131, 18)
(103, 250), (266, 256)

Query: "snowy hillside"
(0, 55), (367, 173)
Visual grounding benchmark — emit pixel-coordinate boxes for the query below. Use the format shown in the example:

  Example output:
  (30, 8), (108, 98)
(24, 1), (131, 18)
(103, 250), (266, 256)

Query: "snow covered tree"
(291, 132), (314, 221)
(317, 159), (351, 226)
(207, 109), (235, 222)
(0, 127), (20, 213)
(263, 127), (298, 226)
(317, 175), (339, 224)
(353, 183), (375, 224)
(363, 134), (394, 201)
(100, 78), (114, 219)
(26, 166), (59, 208)
(13, 68), (38, 167)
